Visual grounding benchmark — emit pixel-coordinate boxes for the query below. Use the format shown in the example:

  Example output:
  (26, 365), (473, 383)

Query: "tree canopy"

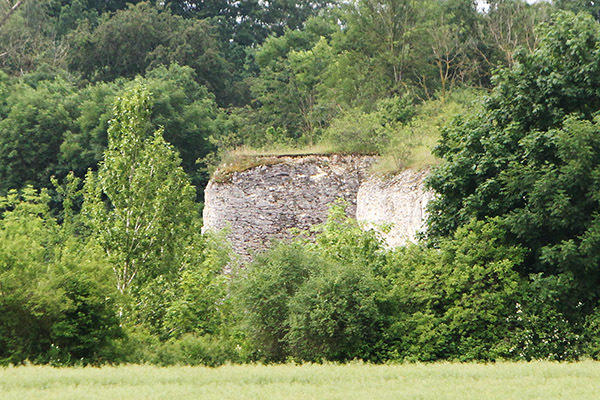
(427, 11), (600, 319)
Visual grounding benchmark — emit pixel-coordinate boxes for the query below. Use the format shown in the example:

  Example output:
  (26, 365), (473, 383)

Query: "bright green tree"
(83, 83), (197, 295)
(0, 186), (122, 365)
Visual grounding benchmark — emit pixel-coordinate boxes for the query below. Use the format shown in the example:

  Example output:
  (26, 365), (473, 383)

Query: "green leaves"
(0, 187), (121, 365)
(427, 12), (600, 338)
(386, 219), (526, 361)
(83, 83), (197, 294)
(0, 78), (77, 194)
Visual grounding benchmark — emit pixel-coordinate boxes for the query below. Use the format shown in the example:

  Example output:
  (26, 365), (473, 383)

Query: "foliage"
(0, 0), (70, 75)
(82, 83), (197, 295)
(245, 23), (338, 145)
(427, 12), (600, 318)
(385, 219), (526, 361)
(142, 64), (229, 193)
(0, 77), (78, 194)
(554, 0), (600, 21)
(59, 80), (119, 178)
(284, 260), (386, 361)
(0, 187), (122, 365)
(67, 2), (235, 105)
(233, 242), (318, 362)
(507, 273), (583, 361)
(3, 0), (600, 367)
(0, 65), (226, 198)
(234, 201), (389, 362)
(160, 230), (235, 340)
(79, 83), (239, 363)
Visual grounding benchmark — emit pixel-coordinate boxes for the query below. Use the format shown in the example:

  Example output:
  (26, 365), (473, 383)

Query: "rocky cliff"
(202, 155), (431, 260)
(357, 168), (432, 247)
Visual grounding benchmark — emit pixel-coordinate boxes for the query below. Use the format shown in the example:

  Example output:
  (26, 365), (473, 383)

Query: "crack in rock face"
(202, 155), (432, 261)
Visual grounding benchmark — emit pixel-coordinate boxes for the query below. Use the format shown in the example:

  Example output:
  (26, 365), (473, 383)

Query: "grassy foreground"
(1, 362), (600, 400)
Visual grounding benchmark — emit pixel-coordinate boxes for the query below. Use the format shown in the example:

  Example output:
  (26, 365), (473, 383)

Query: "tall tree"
(427, 11), (600, 317)
(250, 30), (336, 143)
(83, 83), (197, 294)
(321, 0), (437, 105)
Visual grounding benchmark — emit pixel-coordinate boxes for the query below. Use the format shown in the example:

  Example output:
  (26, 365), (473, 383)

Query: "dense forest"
(2, 0), (600, 365)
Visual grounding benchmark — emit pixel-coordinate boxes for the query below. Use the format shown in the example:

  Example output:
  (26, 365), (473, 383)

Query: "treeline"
(3, 1), (600, 365)
(0, 0), (584, 197)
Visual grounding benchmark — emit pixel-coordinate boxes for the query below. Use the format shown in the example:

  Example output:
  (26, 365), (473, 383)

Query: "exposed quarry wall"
(202, 155), (431, 260)
(357, 169), (432, 247)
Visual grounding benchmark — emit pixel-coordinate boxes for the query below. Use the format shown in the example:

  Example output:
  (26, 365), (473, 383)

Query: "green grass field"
(1, 362), (600, 399)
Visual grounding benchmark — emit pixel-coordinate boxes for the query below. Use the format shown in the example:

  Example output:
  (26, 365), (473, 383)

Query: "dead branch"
(0, 0), (22, 29)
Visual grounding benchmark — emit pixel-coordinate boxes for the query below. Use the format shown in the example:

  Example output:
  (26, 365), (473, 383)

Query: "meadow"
(1, 362), (599, 400)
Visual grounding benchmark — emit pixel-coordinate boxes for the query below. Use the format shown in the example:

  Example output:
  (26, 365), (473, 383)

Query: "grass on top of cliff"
(371, 91), (479, 175)
(209, 90), (480, 181)
(210, 144), (338, 182)
(2, 362), (600, 400)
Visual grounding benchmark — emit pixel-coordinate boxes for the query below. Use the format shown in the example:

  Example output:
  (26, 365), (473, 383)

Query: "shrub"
(385, 218), (526, 361)
(285, 261), (386, 362)
(0, 187), (122, 366)
(232, 242), (318, 362)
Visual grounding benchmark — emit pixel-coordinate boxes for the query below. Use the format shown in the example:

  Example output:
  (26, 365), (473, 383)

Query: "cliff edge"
(202, 154), (431, 260)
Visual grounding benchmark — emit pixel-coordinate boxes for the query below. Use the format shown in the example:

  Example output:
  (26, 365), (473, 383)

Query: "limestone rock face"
(356, 169), (433, 247)
(202, 155), (375, 260)
(202, 154), (432, 260)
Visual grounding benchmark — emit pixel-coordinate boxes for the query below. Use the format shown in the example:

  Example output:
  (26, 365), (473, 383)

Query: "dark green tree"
(59, 80), (119, 179)
(427, 11), (600, 317)
(67, 2), (234, 105)
(0, 78), (77, 194)
(233, 242), (317, 362)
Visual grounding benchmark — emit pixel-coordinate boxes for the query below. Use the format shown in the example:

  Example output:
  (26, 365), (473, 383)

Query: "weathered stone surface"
(202, 154), (432, 260)
(202, 155), (375, 260)
(356, 169), (433, 247)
